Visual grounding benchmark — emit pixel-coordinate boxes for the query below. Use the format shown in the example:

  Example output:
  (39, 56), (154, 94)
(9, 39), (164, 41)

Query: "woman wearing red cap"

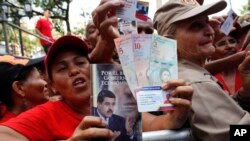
(0, 55), (48, 123)
(0, 36), (115, 140)
(0, 33), (194, 140)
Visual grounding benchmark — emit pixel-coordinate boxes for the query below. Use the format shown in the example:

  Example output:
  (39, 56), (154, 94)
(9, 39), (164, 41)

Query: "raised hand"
(142, 79), (193, 131)
(238, 51), (250, 98)
(92, 0), (124, 41)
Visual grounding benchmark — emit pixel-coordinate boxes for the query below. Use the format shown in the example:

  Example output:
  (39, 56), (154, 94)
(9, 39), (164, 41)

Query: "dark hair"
(34, 61), (45, 74)
(0, 64), (34, 107)
(97, 89), (116, 103)
(15, 66), (34, 82)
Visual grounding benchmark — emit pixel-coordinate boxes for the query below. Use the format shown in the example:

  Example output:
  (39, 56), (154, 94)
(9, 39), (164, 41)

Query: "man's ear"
(12, 81), (25, 97)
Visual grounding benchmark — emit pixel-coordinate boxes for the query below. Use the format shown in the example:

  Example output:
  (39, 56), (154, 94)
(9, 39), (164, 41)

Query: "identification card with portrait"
(118, 19), (137, 35)
(116, 0), (137, 36)
(135, 86), (174, 112)
(116, 0), (137, 21)
(220, 8), (237, 36)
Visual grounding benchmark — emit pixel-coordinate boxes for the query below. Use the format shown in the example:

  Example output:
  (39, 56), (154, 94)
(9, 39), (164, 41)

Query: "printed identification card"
(135, 86), (174, 112)
(220, 9), (237, 35)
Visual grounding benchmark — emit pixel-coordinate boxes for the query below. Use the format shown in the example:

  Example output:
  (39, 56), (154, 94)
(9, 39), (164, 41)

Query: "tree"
(0, 0), (73, 56)
(3, 0), (73, 34)
(32, 0), (72, 34)
(72, 9), (92, 38)
(239, 0), (250, 23)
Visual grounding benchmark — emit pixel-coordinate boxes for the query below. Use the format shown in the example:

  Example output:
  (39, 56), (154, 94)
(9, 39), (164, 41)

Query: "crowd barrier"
(142, 128), (195, 141)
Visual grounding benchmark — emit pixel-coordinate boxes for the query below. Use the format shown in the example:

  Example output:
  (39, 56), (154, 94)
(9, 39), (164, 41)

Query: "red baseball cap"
(45, 35), (89, 80)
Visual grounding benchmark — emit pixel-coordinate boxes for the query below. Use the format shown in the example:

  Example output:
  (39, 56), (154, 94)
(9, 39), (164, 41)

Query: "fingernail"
(169, 98), (174, 102)
(161, 83), (168, 89)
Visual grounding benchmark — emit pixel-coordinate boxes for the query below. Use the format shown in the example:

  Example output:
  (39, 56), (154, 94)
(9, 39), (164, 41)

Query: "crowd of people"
(0, 0), (250, 141)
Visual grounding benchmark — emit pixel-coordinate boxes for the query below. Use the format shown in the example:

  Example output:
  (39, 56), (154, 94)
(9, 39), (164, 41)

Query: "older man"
(152, 0), (250, 141)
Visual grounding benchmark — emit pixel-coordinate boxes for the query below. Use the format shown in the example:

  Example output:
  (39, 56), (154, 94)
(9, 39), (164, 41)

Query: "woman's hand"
(67, 116), (114, 141)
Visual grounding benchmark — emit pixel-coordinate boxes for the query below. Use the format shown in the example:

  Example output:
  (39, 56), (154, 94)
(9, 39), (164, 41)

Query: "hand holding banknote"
(90, 0), (123, 63)
(92, 0), (123, 41)
(142, 79), (193, 131)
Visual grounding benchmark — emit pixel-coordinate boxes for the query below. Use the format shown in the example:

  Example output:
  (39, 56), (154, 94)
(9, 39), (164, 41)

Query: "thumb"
(78, 116), (107, 130)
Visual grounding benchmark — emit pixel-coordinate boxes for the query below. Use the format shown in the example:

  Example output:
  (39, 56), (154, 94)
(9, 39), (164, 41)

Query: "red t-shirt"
(35, 17), (54, 46)
(0, 111), (17, 123)
(1, 100), (83, 141)
(215, 70), (242, 95)
(0, 104), (18, 123)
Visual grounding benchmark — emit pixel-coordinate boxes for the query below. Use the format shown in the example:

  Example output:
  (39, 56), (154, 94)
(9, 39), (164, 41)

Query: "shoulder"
(23, 101), (61, 118)
(37, 17), (45, 22)
(36, 100), (62, 110)
(178, 60), (224, 91)
(0, 100), (82, 141)
(92, 107), (98, 116)
(112, 114), (125, 122)
(178, 59), (214, 84)
(37, 17), (50, 23)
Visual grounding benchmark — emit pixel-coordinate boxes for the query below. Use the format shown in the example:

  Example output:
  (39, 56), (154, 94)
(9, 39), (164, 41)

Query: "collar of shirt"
(97, 108), (109, 126)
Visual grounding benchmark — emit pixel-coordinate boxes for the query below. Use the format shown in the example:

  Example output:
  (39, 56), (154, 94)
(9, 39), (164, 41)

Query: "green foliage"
(239, 0), (250, 23)
(72, 26), (85, 38)
(22, 34), (41, 58)
(1, 0), (89, 57)
(53, 19), (64, 35)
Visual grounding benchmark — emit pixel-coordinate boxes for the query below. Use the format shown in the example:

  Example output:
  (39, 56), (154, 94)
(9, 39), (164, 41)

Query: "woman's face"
(86, 22), (99, 48)
(50, 49), (91, 108)
(22, 67), (48, 105)
(175, 16), (215, 64)
(212, 36), (238, 60)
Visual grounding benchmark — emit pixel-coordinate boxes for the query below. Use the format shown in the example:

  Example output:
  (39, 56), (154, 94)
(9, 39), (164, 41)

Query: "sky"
(203, 0), (248, 16)
(23, 0), (249, 31)
(69, 0), (249, 29)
